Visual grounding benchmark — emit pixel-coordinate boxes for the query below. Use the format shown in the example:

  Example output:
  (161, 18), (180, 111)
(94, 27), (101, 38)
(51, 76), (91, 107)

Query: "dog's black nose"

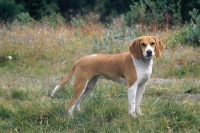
(146, 50), (152, 56)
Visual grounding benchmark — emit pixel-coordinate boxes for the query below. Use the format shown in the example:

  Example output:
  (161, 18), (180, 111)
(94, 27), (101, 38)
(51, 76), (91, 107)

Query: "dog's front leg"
(135, 82), (147, 116)
(128, 84), (137, 118)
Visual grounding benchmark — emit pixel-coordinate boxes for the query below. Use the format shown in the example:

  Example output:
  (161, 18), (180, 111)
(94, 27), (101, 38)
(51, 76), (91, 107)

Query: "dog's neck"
(131, 55), (153, 85)
(131, 55), (153, 70)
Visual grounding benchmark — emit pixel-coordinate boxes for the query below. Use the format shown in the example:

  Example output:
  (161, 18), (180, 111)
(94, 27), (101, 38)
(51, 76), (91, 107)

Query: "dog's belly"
(99, 75), (126, 85)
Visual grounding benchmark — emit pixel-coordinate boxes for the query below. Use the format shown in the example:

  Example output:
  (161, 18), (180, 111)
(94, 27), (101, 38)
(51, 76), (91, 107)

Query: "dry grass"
(0, 23), (102, 77)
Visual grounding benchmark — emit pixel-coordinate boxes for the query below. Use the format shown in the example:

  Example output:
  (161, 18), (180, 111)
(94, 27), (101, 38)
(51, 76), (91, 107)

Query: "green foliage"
(13, 12), (36, 26)
(0, 81), (200, 132)
(97, 0), (132, 22)
(40, 13), (65, 27)
(14, 0), (60, 20)
(153, 101), (199, 132)
(163, 61), (200, 78)
(17, 0), (48, 19)
(0, 105), (13, 119)
(124, 0), (182, 28)
(0, 0), (23, 21)
(0, 51), (19, 68)
(1, 0), (200, 27)
(181, 0), (200, 22)
(70, 17), (85, 27)
(184, 83), (200, 94)
(11, 89), (27, 100)
(167, 9), (200, 47)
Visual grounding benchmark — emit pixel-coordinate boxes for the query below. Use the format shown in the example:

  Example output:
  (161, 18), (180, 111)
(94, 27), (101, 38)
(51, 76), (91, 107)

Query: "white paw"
(76, 105), (80, 111)
(136, 108), (144, 115)
(129, 112), (137, 118)
(68, 109), (74, 118)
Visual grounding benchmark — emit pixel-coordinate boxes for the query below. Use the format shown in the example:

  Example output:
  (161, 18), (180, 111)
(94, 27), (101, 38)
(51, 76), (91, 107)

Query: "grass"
(0, 21), (200, 132)
(0, 81), (199, 132)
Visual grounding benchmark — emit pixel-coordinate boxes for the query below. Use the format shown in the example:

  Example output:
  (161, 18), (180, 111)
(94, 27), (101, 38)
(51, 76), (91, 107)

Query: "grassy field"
(0, 22), (200, 132)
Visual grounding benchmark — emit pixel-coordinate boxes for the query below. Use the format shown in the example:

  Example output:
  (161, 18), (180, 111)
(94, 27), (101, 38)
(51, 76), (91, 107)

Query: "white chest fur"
(132, 56), (153, 85)
(128, 56), (153, 117)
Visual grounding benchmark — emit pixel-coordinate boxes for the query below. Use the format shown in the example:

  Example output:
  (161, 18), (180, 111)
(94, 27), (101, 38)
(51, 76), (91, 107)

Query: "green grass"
(0, 22), (200, 132)
(0, 81), (199, 132)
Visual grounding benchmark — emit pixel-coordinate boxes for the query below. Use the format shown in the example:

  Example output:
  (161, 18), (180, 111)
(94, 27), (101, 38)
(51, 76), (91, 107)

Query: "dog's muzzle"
(143, 50), (154, 59)
(146, 50), (153, 57)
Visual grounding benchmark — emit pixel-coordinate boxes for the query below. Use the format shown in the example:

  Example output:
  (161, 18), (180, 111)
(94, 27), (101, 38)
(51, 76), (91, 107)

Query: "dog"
(51, 36), (164, 117)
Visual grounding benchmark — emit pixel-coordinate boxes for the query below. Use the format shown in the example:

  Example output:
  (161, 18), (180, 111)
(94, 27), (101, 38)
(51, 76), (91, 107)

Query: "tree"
(0, 0), (23, 21)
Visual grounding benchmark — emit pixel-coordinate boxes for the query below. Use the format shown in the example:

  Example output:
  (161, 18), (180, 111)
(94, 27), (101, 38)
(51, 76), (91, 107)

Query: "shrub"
(0, 0), (23, 21)
(167, 9), (200, 47)
(8, 12), (36, 28)
(70, 17), (85, 27)
(40, 13), (65, 27)
(124, 0), (182, 29)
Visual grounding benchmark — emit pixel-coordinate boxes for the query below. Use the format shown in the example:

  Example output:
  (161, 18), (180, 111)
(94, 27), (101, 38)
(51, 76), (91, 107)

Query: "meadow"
(0, 19), (200, 132)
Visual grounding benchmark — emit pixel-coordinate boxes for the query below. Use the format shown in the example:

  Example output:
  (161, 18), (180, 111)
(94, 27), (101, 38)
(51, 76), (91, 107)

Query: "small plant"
(11, 89), (27, 101)
(184, 83), (200, 94)
(0, 53), (18, 67)
(107, 85), (126, 98)
(71, 17), (85, 27)
(0, 105), (13, 119)
(40, 13), (65, 27)
(12, 12), (36, 26)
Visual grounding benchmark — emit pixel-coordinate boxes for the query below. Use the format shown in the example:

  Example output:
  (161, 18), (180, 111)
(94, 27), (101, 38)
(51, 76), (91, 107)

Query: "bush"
(14, 12), (36, 25)
(40, 13), (65, 27)
(70, 17), (85, 27)
(6, 12), (36, 29)
(124, 0), (182, 29)
(167, 9), (200, 47)
(0, 0), (23, 21)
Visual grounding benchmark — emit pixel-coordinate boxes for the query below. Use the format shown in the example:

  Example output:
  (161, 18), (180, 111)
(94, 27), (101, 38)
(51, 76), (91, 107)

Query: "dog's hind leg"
(75, 76), (99, 111)
(67, 77), (89, 116)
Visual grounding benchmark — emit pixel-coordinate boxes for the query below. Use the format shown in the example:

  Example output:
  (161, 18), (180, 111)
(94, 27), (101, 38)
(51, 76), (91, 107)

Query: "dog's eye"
(141, 43), (146, 47)
(150, 42), (155, 46)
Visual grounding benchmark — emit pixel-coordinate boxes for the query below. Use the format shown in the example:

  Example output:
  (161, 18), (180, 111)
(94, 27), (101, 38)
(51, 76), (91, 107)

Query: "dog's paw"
(136, 108), (144, 116)
(129, 112), (137, 118)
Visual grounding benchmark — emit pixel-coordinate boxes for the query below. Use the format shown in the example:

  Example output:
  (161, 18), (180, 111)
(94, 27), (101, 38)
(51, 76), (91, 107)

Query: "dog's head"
(129, 36), (164, 60)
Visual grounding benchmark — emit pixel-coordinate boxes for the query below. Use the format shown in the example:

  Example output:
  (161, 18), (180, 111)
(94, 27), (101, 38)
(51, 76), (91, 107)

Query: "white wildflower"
(8, 56), (12, 60)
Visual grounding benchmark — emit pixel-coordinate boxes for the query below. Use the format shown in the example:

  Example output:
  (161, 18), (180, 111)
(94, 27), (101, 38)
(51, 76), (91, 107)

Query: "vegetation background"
(0, 0), (200, 23)
(0, 0), (200, 132)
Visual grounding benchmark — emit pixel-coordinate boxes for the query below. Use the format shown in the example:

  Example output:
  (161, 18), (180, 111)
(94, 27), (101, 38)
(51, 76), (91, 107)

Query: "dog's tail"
(51, 65), (76, 97)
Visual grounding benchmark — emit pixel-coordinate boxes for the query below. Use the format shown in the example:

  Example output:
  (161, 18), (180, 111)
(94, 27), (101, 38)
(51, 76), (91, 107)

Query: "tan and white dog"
(51, 36), (164, 117)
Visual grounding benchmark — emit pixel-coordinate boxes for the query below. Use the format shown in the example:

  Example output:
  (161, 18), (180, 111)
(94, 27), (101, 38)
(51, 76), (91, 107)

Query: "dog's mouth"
(143, 54), (154, 59)
(143, 50), (154, 59)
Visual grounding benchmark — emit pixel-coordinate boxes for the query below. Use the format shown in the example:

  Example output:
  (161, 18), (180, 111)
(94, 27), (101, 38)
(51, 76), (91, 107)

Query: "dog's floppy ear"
(129, 38), (142, 59)
(154, 36), (164, 58)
